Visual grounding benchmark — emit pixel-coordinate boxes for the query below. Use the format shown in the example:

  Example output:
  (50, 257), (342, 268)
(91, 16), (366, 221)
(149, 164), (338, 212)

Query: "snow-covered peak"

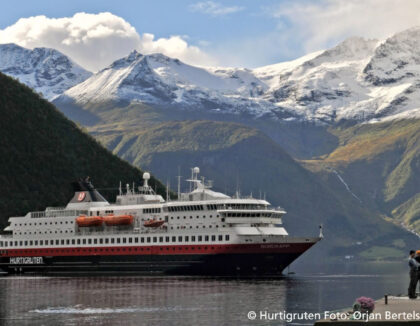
(0, 43), (92, 100)
(310, 37), (379, 64)
(61, 49), (269, 107)
(57, 26), (420, 124)
(364, 26), (420, 85)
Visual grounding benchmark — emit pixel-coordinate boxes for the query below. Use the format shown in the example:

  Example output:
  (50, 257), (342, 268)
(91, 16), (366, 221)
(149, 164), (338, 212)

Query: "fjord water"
(0, 263), (409, 326)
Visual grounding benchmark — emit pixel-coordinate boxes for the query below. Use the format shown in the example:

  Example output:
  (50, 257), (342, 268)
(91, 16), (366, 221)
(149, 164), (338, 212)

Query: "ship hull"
(0, 241), (318, 276)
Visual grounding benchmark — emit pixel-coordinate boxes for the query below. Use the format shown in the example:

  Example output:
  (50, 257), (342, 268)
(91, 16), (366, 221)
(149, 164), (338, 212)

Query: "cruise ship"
(0, 168), (322, 276)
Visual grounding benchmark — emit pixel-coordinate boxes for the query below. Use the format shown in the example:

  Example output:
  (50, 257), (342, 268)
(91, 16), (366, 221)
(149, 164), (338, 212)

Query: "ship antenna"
(166, 180), (170, 202)
(319, 224), (324, 239)
(119, 181), (122, 195)
(143, 172), (150, 188)
(177, 166), (181, 200)
(190, 168), (193, 192)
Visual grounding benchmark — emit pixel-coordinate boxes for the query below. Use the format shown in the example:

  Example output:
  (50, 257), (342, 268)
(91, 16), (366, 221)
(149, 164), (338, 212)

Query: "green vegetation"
(304, 119), (420, 234)
(0, 72), (166, 230)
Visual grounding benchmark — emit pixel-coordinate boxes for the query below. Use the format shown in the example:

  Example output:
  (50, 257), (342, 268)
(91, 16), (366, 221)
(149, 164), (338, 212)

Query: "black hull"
(1, 252), (306, 277)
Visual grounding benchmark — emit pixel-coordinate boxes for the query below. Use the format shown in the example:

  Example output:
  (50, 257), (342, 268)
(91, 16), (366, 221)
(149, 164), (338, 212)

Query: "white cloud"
(0, 12), (216, 71)
(189, 1), (244, 16)
(269, 0), (420, 52)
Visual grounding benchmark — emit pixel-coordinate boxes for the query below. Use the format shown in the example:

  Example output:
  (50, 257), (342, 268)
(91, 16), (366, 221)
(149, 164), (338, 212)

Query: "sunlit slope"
(304, 119), (420, 233)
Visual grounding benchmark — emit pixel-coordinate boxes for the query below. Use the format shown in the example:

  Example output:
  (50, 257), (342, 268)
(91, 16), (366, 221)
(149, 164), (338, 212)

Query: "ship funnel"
(143, 172), (150, 187)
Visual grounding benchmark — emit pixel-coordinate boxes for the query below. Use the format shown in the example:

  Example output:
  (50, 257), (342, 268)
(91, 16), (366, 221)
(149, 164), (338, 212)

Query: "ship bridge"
(218, 208), (285, 225)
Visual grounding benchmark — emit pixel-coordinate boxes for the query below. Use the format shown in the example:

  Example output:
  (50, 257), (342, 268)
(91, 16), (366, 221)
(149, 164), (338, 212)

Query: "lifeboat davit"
(144, 219), (165, 228)
(103, 214), (133, 226)
(76, 215), (103, 227)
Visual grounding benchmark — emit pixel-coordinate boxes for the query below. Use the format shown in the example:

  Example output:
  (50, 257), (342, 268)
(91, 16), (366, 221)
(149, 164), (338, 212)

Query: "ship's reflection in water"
(0, 267), (409, 326)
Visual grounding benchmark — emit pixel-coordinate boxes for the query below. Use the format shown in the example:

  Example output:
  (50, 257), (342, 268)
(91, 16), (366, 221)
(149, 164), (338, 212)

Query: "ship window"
(72, 239), (75, 245)
(212, 236), (216, 241)
(198, 236), (202, 242)
(185, 236), (189, 242)
(29, 241), (33, 246)
(172, 236), (176, 242)
(225, 235), (230, 241)
(111, 238), (115, 244)
(153, 237), (157, 243)
(77, 239), (80, 245)
(24, 241), (28, 246)
(178, 236), (182, 242)
(88, 239), (92, 245)
(218, 235), (223, 241)
(122, 238), (126, 244)
(147, 237), (151, 243)
(129, 238), (132, 243)
(159, 237), (163, 242)
(117, 238), (120, 244)
(191, 236), (196, 242)
(141, 238), (144, 243)
(99, 238), (103, 244)
(134, 237), (138, 243)
(55, 240), (59, 245)
(205, 236), (209, 242)
(165, 236), (169, 242)
(105, 238), (109, 244)
(83, 239), (86, 244)
(9, 242), (13, 247)
(66, 240), (70, 245)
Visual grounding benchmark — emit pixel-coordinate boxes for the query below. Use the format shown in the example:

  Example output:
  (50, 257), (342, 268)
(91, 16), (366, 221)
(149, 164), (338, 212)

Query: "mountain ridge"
(0, 43), (91, 100)
(3, 27), (420, 123)
(53, 28), (420, 124)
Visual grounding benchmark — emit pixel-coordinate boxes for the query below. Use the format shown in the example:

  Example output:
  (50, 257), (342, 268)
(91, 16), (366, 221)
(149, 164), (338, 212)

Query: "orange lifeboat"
(144, 219), (165, 228)
(103, 214), (133, 226)
(76, 215), (103, 227)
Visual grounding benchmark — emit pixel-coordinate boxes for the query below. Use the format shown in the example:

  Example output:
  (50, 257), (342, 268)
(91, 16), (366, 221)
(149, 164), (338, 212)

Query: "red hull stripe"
(1, 243), (314, 257)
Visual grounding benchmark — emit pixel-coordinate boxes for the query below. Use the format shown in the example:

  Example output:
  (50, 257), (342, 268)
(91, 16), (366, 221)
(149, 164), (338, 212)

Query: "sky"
(0, 0), (420, 71)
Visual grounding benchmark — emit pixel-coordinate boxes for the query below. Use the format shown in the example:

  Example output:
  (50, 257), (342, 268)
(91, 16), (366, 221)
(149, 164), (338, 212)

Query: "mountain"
(0, 43), (91, 100)
(0, 72), (166, 230)
(56, 50), (275, 118)
(90, 119), (419, 262)
(54, 27), (420, 125)
(303, 118), (420, 234)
